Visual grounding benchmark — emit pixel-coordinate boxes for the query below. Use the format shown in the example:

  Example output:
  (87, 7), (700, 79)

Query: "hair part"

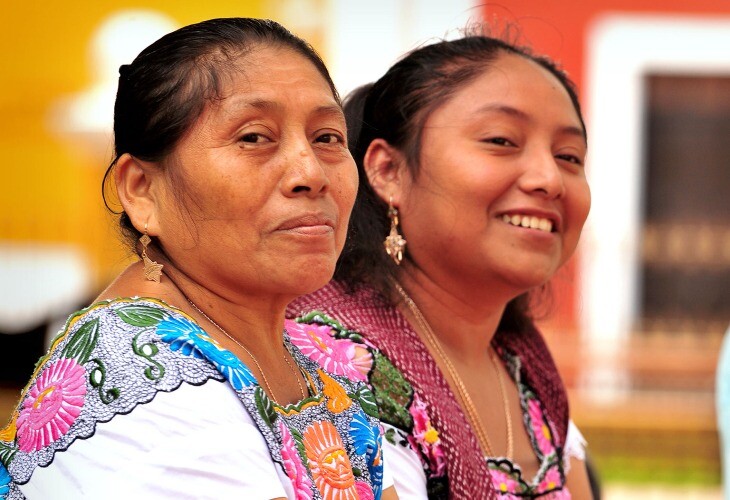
(102, 17), (338, 253)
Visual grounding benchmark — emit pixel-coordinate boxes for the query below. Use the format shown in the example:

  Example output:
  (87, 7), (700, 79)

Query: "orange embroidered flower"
(303, 420), (358, 500)
(318, 370), (352, 414)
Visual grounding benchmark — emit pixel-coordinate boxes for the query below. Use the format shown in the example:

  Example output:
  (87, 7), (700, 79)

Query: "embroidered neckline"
(485, 351), (566, 497)
(1, 299), (385, 500)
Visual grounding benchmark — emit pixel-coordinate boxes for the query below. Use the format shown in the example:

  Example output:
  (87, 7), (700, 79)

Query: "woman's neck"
(395, 265), (513, 360)
(98, 261), (289, 351)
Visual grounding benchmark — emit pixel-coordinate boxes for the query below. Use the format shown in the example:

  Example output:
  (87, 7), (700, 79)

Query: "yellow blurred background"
(1, 1), (324, 290)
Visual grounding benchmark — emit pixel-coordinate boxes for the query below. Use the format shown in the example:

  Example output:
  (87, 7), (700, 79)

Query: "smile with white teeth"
(501, 214), (554, 233)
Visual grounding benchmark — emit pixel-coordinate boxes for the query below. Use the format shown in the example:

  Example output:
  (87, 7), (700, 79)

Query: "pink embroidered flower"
(286, 320), (368, 381)
(16, 358), (86, 452)
(350, 345), (374, 378)
(528, 398), (554, 457)
(537, 465), (570, 498)
(354, 481), (375, 500)
(488, 468), (520, 494)
(408, 395), (446, 477)
(278, 420), (314, 499)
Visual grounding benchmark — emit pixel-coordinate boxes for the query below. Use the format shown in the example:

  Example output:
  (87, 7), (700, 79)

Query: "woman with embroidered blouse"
(289, 30), (594, 499)
(0, 18), (397, 500)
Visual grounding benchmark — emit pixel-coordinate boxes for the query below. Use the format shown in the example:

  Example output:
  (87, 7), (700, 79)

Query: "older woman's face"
(398, 53), (590, 295)
(154, 46), (357, 299)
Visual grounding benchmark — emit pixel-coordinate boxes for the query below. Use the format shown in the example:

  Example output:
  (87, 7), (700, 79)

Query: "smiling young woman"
(289, 31), (594, 499)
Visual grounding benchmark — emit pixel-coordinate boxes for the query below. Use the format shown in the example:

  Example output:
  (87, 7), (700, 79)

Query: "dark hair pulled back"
(103, 17), (338, 251)
(336, 27), (586, 330)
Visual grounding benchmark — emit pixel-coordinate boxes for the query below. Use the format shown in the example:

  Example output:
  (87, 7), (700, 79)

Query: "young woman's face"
(154, 46), (357, 300)
(398, 52), (591, 295)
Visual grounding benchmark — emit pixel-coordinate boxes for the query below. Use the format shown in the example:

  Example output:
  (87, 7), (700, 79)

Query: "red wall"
(479, 0), (729, 332)
(481, 0), (730, 92)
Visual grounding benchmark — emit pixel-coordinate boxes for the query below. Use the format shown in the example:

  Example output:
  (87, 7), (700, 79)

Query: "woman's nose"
(518, 150), (565, 199)
(283, 144), (330, 197)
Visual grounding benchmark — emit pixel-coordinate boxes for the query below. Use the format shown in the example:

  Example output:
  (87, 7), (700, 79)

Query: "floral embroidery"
(286, 320), (367, 382)
(368, 350), (415, 429)
(355, 481), (375, 500)
(156, 315), (256, 390)
(407, 394), (446, 477)
(0, 421), (16, 443)
(485, 352), (567, 497)
(303, 420), (359, 499)
(16, 358), (86, 452)
(293, 313), (376, 378)
(527, 398), (554, 458)
(279, 421), (314, 500)
(319, 369), (353, 414)
(350, 347), (374, 379)
(539, 466), (570, 498)
(349, 412), (384, 498)
(0, 463), (10, 496)
(2, 300), (385, 499)
(488, 462), (521, 494)
(293, 316), (437, 485)
(488, 460), (570, 500)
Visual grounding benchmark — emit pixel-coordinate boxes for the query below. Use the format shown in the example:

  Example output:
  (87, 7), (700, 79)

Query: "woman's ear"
(115, 153), (161, 235)
(363, 139), (409, 206)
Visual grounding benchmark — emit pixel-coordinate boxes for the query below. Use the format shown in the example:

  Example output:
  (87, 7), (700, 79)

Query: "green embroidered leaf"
(291, 427), (307, 462)
(116, 305), (166, 327)
(370, 351), (413, 429)
(254, 387), (277, 428)
(0, 441), (16, 466)
(354, 387), (379, 418)
(61, 319), (100, 364)
(384, 427), (396, 445)
(347, 332), (363, 343)
(297, 311), (345, 331)
(352, 466), (362, 477)
(296, 312), (367, 344)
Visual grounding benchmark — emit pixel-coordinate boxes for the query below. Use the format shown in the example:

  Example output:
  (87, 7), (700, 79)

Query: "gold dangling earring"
(384, 196), (407, 265)
(140, 223), (163, 283)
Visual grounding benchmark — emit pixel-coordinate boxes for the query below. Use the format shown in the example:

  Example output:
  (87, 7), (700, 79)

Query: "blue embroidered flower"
(0, 462), (10, 497)
(156, 316), (205, 358)
(156, 316), (256, 390)
(350, 411), (384, 499)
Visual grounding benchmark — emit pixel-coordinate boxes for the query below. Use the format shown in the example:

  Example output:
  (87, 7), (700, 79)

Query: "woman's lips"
(275, 213), (336, 235)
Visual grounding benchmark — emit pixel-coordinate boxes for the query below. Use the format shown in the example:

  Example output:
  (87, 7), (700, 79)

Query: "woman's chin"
(283, 259), (337, 296)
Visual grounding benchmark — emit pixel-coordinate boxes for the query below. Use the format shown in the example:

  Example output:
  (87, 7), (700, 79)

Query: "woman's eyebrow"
(473, 103), (585, 139)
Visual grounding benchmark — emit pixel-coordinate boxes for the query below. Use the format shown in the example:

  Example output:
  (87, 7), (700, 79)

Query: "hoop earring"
(140, 223), (163, 283)
(384, 197), (407, 265)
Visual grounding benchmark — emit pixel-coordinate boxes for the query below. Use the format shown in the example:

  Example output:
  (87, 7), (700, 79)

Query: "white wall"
(580, 14), (730, 399)
(327, 0), (477, 97)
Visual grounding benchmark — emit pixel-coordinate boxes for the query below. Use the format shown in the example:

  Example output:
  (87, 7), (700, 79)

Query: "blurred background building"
(1, 1), (728, 498)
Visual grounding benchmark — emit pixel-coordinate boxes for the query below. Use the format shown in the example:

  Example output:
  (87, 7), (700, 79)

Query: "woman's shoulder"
(0, 297), (227, 490)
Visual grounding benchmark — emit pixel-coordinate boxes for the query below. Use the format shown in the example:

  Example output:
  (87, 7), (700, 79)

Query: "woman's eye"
(239, 133), (270, 143)
(556, 153), (583, 166)
(483, 137), (515, 147)
(315, 133), (344, 144)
